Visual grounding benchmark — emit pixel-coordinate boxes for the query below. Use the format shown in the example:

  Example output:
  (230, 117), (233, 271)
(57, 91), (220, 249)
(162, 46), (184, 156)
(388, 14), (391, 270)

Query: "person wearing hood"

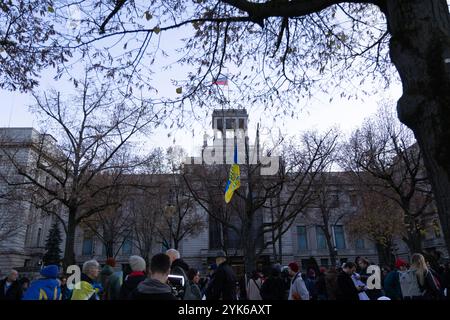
(119, 255), (147, 299)
(71, 260), (102, 300)
(22, 265), (61, 300)
(100, 257), (122, 300)
(130, 253), (177, 300)
(384, 258), (407, 300)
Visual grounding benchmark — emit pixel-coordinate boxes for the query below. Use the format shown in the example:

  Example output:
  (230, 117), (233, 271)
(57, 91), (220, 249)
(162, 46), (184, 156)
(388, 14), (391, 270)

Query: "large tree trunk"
(63, 208), (77, 268)
(385, 0), (450, 256)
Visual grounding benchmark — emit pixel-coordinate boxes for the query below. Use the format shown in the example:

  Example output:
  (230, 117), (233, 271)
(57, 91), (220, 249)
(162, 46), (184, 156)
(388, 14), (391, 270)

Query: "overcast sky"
(0, 5), (404, 158)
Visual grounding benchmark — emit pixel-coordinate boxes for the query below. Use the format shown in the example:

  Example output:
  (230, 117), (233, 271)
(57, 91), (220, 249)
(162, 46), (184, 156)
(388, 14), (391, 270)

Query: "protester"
(166, 248), (190, 299)
(71, 259), (102, 300)
(23, 265), (61, 300)
(246, 270), (263, 300)
(184, 268), (202, 300)
(60, 276), (72, 300)
(260, 265), (285, 300)
(336, 262), (363, 301)
(205, 251), (237, 300)
(100, 258), (122, 300)
(411, 253), (441, 299)
(315, 267), (328, 300)
(384, 258), (407, 300)
(119, 255), (147, 300)
(324, 266), (338, 300)
(130, 253), (177, 300)
(0, 269), (22, 300)
(305, 268), (318, 300)
(287, 262), (309, 300)
(19, 277), (30, 295)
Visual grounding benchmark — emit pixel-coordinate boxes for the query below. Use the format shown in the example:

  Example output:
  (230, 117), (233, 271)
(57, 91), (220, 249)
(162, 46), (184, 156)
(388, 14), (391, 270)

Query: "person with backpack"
(22, 265), (61, 300)
(384, 258), (407, 300)
(246, 270), (263, 300)
(400, 253), (441, 300)
(184, 268), (202, 300)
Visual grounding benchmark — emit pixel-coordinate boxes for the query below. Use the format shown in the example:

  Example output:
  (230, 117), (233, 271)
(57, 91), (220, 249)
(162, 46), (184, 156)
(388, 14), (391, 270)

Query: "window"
(334, 225), (346, 249)
(297, 226), (308, 251)
(320, 258), (329, 267)
(355, 238), (365, 249)
(239, 118), (245, 129)
(316, 226), (327, 250)
(122, 232), (133, 255)
(216, 118), (223, 131)
(349, 194), (358, 207)
(36, 227), (42, 247)
(82, 234), (94, 255)
(225, 118), (235, 129)
(328, 194), (339, 208)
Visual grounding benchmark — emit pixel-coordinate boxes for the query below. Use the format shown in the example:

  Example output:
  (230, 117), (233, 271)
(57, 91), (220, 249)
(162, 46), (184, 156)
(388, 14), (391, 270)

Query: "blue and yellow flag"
(225, 144), (240, 203)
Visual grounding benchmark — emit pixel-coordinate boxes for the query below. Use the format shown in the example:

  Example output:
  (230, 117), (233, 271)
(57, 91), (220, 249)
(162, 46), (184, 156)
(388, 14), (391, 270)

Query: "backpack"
(399, 270), (422, 298)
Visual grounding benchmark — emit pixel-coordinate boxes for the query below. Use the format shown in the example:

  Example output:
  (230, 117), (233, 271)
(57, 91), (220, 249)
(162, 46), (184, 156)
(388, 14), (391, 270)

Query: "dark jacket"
(260, 276), (285, 300)
(325, 270), (338, 300)
(130, 278), (178, 300)
(206, 261), (237, 300)
(119, 272), (146, 300)
(336, 271), (359, 301)
(0, 278), (22, 300)
(316, 273), (328, 300)
(384, 270), (402, 300)
(100, 265), (122, 300)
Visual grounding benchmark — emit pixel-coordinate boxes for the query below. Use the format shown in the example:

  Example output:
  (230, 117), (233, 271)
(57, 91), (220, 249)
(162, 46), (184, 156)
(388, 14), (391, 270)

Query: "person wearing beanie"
(100, 258), (122, 300)
(119, 255), (147, 300)
(287, 262), (309, 300)
(384, 258), (408, 300)
(22, 265), (62, 300)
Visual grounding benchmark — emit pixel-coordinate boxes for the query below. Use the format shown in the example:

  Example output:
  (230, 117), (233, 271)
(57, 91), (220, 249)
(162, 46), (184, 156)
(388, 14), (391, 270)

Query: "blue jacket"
(22, 278), (61, 300)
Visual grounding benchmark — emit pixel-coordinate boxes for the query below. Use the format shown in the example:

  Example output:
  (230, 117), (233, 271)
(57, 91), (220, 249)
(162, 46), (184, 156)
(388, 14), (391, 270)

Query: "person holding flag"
(224, 143), (240, 203)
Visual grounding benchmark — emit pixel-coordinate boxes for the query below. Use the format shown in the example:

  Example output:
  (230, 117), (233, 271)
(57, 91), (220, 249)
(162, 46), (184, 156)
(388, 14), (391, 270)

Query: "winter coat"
(246, 278), (262, 300)
(325, 270), (338, 300)
(22, 278), (61, 300)
(336, 271), (359, 301)
(71, 273), (102, 300)
(119, 272), (146, 300)
(288, 272), (310, 300)
(100, 265), (122, 300)
(384, 270), (402, 300)
(0, 278), (22, 300)
(184, 281), (202, 300)
(260, 276), (285, 300)
(205, 261), (237, 300)
(130, 278), (177, 300)
(315, 273), (328, 300)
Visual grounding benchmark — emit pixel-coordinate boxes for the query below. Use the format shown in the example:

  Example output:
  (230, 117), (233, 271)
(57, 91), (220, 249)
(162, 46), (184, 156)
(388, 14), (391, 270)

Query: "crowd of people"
(1, 251), (449, 301)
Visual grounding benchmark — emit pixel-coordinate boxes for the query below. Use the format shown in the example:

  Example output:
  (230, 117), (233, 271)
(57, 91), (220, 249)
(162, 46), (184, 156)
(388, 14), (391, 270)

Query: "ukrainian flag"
(225, 144), (240, 203)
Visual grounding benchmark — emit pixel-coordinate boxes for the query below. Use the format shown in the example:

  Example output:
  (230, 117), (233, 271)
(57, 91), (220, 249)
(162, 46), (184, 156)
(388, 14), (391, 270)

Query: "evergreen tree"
(42, 222), (62, 266)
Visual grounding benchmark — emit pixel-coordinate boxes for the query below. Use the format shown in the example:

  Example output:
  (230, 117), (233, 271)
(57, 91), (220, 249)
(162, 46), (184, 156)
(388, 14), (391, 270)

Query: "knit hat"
(129, 255), (146, 272)
(106, 257), (116, 267)
(395, 258), (407, 269)
(288, 262), (299, 273)
(40, 265), (59, 279)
